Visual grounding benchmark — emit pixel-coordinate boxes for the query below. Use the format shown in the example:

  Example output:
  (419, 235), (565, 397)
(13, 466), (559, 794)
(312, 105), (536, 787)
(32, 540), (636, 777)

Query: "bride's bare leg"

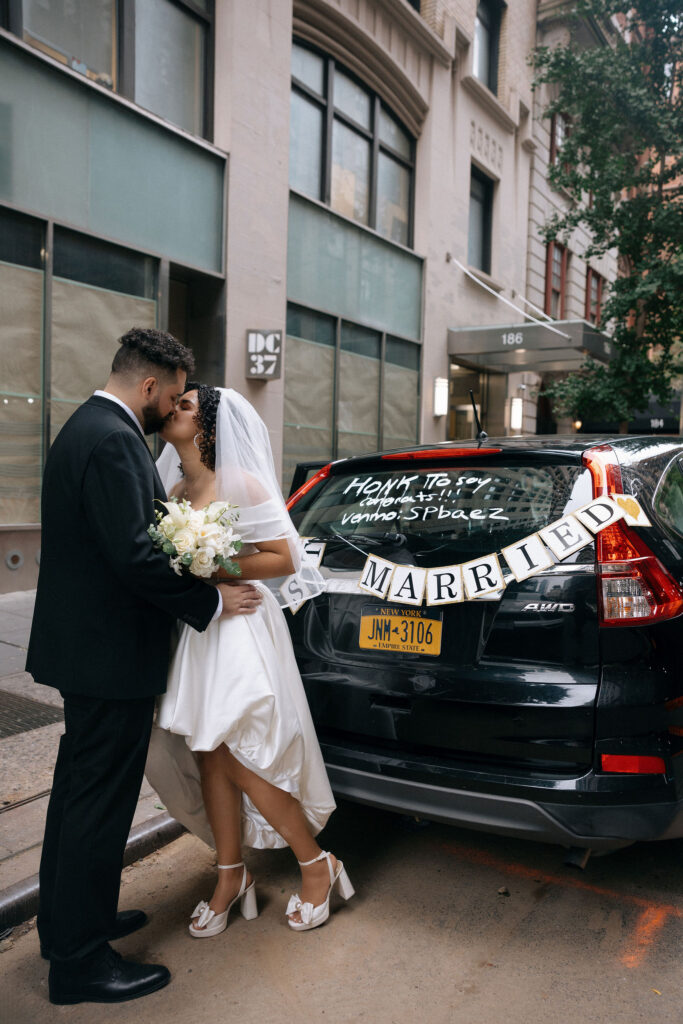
(211, 745), (337, 921)
(194, 748), (252, 925)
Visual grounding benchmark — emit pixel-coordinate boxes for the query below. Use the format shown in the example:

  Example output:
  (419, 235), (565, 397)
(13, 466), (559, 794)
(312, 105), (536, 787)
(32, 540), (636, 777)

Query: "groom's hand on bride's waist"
(216, 581), (263, 617)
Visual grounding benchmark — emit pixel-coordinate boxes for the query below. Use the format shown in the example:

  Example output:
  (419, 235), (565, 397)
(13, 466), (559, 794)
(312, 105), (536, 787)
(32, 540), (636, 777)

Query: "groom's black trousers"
(37, 692), (155, 963)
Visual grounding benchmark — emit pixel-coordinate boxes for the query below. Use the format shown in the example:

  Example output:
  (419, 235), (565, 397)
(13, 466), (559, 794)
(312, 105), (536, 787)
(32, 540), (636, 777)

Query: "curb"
(0, 812), (186, 931)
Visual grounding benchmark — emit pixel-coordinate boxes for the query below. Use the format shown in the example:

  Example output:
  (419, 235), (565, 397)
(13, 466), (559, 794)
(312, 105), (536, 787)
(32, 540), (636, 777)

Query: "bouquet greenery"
(148, 498), (242, 578)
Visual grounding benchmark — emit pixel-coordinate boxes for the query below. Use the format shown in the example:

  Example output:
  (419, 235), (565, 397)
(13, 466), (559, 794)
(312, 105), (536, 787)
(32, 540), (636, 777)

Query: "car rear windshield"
(291, 462), (593, 564)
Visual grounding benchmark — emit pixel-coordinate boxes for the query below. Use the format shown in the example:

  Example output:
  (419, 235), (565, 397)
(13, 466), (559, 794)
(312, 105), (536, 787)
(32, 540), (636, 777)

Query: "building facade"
(0, 0), (617, 592)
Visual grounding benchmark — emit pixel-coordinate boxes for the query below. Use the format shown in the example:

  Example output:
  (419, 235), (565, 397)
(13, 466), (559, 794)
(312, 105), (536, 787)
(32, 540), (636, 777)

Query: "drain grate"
(0, 691), (63, 739)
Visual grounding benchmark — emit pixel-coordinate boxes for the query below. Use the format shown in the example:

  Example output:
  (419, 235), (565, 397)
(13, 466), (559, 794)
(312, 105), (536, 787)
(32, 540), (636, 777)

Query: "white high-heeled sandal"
(189, 861), (258, 938)
(286, 851), (355, 932)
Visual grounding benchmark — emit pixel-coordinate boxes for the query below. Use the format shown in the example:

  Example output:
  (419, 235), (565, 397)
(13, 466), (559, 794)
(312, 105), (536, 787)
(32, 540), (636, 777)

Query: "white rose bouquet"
(148, 498), (242, 578)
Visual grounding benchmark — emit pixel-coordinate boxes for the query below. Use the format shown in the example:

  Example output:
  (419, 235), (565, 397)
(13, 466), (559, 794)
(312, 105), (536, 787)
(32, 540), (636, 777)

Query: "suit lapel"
(86, 395), (168, 499)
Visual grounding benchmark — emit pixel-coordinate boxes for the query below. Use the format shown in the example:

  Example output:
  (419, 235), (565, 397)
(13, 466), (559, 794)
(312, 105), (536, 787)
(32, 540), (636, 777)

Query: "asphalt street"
(3, 801), (682, 1024)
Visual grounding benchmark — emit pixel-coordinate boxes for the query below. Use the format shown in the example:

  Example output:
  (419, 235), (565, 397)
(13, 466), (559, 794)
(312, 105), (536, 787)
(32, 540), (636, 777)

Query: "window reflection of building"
(21, 0), (213, 137)
(289, 41), (415, 247)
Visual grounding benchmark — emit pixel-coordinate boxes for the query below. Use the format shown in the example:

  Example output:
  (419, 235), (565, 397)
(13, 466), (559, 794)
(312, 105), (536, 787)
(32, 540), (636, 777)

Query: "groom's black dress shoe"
(48, 945), (170, 1005)
(40, 909), (148, 960)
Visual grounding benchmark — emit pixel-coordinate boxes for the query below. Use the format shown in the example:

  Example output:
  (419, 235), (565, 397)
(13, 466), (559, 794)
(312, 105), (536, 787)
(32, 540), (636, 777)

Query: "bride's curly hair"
(184, 381), (220, 471)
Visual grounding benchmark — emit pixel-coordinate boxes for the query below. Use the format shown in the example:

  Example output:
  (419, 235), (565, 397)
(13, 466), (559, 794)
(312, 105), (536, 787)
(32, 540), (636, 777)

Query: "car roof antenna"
(469, 389), (488, 442)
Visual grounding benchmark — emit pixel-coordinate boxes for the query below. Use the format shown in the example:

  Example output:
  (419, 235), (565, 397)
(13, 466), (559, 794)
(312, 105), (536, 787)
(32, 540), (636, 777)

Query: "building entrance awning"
(447, 319), (613, 373)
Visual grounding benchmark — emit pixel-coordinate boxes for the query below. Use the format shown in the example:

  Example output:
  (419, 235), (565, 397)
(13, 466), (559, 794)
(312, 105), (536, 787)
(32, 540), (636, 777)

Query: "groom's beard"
(141, 397), (174, 435)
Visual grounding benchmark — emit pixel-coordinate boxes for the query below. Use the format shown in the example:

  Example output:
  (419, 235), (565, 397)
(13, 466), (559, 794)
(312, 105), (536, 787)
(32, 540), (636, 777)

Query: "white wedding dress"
(145, 544), (335, 850)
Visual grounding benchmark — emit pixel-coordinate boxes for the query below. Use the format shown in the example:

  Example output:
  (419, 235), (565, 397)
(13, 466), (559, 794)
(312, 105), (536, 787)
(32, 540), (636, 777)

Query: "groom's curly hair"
(185, 381), (220, 472)
(112, 328), (195, 379)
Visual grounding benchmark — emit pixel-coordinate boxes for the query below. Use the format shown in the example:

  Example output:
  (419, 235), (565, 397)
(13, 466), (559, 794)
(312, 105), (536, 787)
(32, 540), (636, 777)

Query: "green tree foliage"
(532, 0), (682, 424)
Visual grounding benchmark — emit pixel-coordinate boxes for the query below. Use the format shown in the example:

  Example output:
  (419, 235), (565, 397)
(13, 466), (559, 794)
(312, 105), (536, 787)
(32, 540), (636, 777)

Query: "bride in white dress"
(145, 384), (352, 936)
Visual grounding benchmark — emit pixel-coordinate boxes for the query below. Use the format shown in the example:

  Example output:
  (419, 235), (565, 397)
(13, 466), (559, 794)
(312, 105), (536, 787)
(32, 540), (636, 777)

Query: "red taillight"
(583, 446), (683, 626)
(381, 447), (502, 460)
(600, 754), (666, 774)
(286, 463), (331, 510)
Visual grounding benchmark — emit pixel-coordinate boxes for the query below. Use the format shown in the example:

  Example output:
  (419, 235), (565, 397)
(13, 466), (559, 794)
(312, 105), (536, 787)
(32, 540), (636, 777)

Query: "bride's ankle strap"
(297, 851), (330, 868)
(217, 861), (244, 869)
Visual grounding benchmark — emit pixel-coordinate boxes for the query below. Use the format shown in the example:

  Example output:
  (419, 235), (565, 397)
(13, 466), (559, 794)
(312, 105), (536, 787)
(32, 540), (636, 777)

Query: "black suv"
(285, 437), (683, 855)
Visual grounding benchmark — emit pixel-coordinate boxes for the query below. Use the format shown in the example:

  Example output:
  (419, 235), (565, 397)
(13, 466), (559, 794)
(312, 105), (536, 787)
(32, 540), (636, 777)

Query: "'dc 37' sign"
(246, 330), (282, 379)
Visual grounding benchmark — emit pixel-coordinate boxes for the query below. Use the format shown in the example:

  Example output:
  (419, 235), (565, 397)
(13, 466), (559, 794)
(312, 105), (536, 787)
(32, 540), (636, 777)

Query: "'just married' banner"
(278, 494), (650, 613)
(356, 494), (650, 607)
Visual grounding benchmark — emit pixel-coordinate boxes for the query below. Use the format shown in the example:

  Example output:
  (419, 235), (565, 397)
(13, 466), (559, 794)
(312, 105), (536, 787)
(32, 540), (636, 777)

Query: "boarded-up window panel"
(337, 349), (379, 458)
(283, 336), (335, 493)
(51, 278), (156, 440)
(0, 263), (44, 524)
(382, 362), (418, 449)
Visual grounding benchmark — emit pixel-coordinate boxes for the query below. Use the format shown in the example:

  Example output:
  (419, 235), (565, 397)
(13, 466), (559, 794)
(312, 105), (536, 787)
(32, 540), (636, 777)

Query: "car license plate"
(359, 604), (443, 656)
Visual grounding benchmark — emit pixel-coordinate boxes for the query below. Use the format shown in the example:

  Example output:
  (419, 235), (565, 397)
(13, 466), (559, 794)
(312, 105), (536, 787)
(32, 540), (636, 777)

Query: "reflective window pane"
(468, 192), (485, 269)
(473, 14), (491, 87)
(552, 246), (563, 290)
(54, 229), (156, 299)
(379, 108), (411, 160)
(341, 322), (380, 359)
(468, 170), (492, 273)
(0, 208), (44, 270)
(386, 337), (420, 370)
(333, 69), (371, 129)
(377, 153), (410, 245)
(135, 0), (205, 136)
(331, 121), (370, 224)
(289, 91), (323, 198)
(291, 43), (325, 96)
(23, 0), (116, 88)
(286, 304), (336, 346)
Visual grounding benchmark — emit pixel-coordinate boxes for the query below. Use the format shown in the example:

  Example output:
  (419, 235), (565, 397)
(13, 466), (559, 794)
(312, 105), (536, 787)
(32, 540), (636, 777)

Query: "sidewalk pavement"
(0, 590), (178, 929)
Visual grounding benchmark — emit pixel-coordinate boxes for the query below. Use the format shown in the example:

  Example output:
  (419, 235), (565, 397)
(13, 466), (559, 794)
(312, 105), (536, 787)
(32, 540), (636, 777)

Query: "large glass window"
(135, 0), (207, 136)
(23, 0), (117, 88)
(549, 112), (571, 168)
(17, 1), (213, 138)
(473, 0), (502, 95)
(468, 166), (494, 274)
(331, 121), (370, 224)
(283, 302), (420, 490)
(290, 41), (415, 248)
(585, 267), (604, 326)
(545, 242), (568, 319)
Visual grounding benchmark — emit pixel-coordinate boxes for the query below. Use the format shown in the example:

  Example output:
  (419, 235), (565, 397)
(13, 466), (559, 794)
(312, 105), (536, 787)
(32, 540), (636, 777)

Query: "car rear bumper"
(325, 760), (683, 851)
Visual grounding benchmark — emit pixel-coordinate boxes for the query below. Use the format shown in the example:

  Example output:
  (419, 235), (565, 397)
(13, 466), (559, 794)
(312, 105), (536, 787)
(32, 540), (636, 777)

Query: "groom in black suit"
(27, 328), (261, 1005)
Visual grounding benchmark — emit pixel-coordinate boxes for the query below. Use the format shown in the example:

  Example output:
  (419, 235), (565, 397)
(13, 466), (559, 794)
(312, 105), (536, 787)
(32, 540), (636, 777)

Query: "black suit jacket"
(26, 395), (219, 699)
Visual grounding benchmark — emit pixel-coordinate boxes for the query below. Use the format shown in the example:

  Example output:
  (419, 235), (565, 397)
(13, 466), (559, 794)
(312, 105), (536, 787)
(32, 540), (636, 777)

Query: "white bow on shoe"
(189, 862), (258, 938)
(286, 851), (355, 932)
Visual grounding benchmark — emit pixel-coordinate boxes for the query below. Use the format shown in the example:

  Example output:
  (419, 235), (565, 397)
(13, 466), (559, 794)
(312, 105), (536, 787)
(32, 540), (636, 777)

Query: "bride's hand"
(216, 581), (262, 617)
